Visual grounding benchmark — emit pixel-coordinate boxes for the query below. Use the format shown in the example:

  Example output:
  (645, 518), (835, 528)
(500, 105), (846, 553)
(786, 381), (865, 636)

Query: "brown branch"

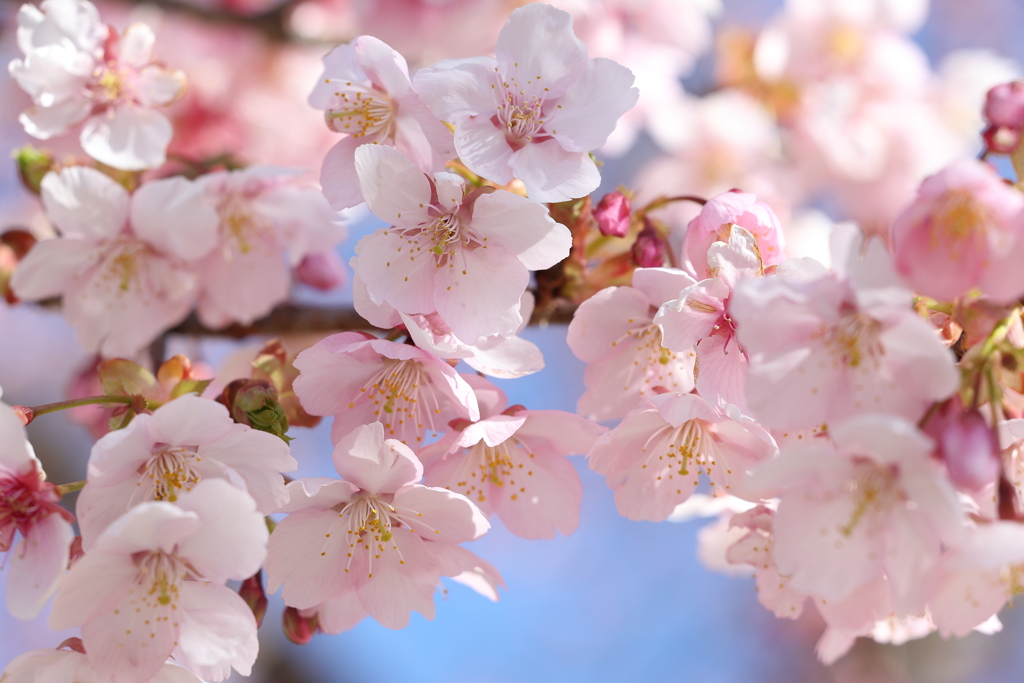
(166, 298), (579, 339)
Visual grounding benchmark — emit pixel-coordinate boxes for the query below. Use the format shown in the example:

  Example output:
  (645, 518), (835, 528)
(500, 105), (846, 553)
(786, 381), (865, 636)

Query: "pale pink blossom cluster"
(10, 0), (1024, 678)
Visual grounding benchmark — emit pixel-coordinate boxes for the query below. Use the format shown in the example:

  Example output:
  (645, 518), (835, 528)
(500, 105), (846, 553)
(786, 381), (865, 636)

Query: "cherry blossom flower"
(567, 267), (697, 421)
(413, 2), (638, 202)
(725, 505), (808, 620)
(352, 144), (570, 342)
(264, 422), (492, 629)
(76, 393), (296, 548)
(0, 390), (75, 620)
(891, 160), (1024, 304)
(681, 191), (785, 278)
(730, 225), (959, 431)
(49, 479), (267, 683)
(928, 522), (1024, 637)
(293, 331), (479, 445)
(1, 647), (206, 683)
(589, 390), (777, 521)
(419, 375), (604, 539)
(9, 0), (187, 170)
(11, 166), (219, 357)
(655, 225), (763, 409)
(195, 166), (346, 328)
(749, 414), (963, 614)
(308, 34), (454, 210)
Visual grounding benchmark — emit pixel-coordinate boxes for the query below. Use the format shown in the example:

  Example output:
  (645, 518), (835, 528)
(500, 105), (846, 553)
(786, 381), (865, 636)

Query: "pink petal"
(491, 447), (582, 539)
(131, 176), (219, 261)
(356, 230), (436, 315)
(353, 35), (411, 96)
(197, 426), (296, 513)
(566, 286), (652, 363)
(453, 116), (515, 185)
(332, 423), (423, 494)
(354, 143), (433, 225)
(320, 137), (368, 211)
(9, 237), (103, 301)
(6, 512), (73, 620)
(315, 593), (368, 634)
(412, 56), (501, 124)
(195, 247), (290, 328)
(40, 166), (129, 239)
(509, 138), (600, 203)
(80, 107), (172, 171)
(172, 582), (259, 681)
(265, 508), (352, 609)
(81, 589), (178, 683)
(549, 57), (638, 153)
(494, 4), (588, 95)
(174, 480), (269, 583)
(471, 190), (571, 271)
(434, 245), (529, 342)
(392, 485), (489, 543)
(464, 333), (545, 378)
(148, 394), (234, 447)
(49, 552), (138, 631)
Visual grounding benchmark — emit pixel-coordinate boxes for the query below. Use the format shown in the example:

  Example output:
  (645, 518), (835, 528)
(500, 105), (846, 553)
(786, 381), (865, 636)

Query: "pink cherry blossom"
(891, 160), (1024, 303)
(655, 225), (763, 409)
(413, 2), (638, 202)
(730, 225), (959, 431)
(264, 422), (493, 629)
(49, 479), (267, 683)
(76, 393), (296, 548)
(725, 505), (808, 620)
(292, 331), (479, 445)
(419, 375), (604, 539)
(194, 166), (346, 328)
(1, 647), (206, 683)
(928, 522), (1024, 638)
(0, 394), (75, 620)
(9, 0), (187, 170)
(308, 34), (455, 210)
(749, 414), (963, 615)
(567, 267), (697, 421)
(353, 144), (570, 341)
(589, 390), (777, 521)
(11, 166), (219, 357)
(681, 191), (785, 277)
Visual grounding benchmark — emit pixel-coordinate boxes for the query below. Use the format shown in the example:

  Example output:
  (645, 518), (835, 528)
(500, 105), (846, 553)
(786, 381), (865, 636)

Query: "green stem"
(25, 395), (136, 419)
(916, 297), (953, 315)
(642, 194), (708, 213)
(55, 480), (86, 496)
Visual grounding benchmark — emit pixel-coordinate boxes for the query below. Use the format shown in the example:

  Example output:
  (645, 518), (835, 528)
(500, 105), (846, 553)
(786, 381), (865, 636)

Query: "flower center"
(930, 190), (990, 254)
(448, 437), (536, 504)
(141, 443), (201, 502)
(324, 82), (395, 140)
(822, 312), (883, 369)
(92, 65), (131, 105)
(351, 359), (442, 444)
(334, 494), (437, 578)
(0, 471), (59, 550)
(642, 418), (725, 490)
(617, 323), (693, 398)
(135, 550), (190, 607)
(839, 459), (900, 537)
(217, 195), (273, 256)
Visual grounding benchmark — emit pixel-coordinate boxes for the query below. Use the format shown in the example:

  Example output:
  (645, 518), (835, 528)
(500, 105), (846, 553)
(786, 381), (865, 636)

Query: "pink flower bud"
(632, 219), (665, 268)
(295, 252), (346, 291)
(282, 606), (318, 645)
(939, 411), (1000, 491)
(983, 125), (1021, 155)
(594, 191), (631, 237)
(238, 572), (268, 628)
(984, 81), (1024, 130)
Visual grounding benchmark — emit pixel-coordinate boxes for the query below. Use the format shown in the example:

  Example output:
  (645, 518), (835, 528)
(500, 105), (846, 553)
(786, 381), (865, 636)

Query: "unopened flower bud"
(594, 191), (631, 237)
(0, 229), (36, 304)
(282, 606), (318, 645)
(939, 410), (1000, 491)
(632, 218), (665, 268)
(295, 252), (346, 291)
(239, 572), (268, 628)
(983, 125), (1020, 155)
(219, 379), (291, 442)
(984, 81), (1024, 130)
(14, 145), (55, 195)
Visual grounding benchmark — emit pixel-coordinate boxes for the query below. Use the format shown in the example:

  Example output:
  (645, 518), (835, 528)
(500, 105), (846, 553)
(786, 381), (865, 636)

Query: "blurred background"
(4, 0), (1024, 681)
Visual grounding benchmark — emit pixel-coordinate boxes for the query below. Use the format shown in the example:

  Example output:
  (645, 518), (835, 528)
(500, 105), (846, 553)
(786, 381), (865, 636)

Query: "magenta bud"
(295, 252), (346, 291)
(239, 572), (268, 628)
(983, 125), (1021, 155)
(984, 81), (1024, 130)
(594, 191), (631, 237)
(940, 410), (1000, 491)
(282, 606), (318, 645)
(632, 219), (666, 268)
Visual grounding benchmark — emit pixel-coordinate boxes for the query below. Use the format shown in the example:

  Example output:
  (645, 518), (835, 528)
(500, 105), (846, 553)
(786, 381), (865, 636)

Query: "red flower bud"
(631, 218), (665, 268)
(282, 606), (318, 645)
(295, 252), (346, 291)
(939, 410), (1000, 491)
(239, 572), (268, 628)
(594, 191), (631, 237)
(984, 81), (1024, 130)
